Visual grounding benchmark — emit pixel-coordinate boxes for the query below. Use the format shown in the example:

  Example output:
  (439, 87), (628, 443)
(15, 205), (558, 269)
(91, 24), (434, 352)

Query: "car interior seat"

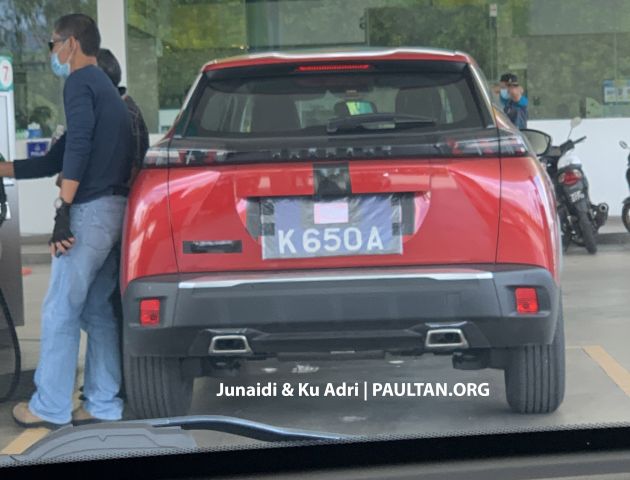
(395, 87), (444, 122)
(251, 95), (301, 132)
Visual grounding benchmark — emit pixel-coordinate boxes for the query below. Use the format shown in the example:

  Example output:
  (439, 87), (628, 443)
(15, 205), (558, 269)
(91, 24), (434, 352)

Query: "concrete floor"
(2, 242), (630, 454)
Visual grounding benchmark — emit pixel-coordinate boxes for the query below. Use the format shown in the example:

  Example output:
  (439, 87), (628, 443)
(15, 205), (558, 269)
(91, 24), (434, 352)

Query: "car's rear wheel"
(503, 306), (565, 414)
(124, 354), (194, 419)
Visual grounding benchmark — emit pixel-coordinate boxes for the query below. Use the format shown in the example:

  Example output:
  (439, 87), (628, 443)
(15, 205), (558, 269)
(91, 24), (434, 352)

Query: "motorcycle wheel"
(623, 203), (630, 233)
(577, 210), (597, 254)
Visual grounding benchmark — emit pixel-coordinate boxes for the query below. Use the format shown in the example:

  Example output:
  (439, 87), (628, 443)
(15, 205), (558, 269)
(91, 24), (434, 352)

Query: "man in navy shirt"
(12, 14), (132, 429)
(0, 49), (148, 181)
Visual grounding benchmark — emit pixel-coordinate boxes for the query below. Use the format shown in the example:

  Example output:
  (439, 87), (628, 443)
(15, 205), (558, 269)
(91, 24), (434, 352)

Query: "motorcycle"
(540, 118), (608, 254)
(617, 140), (630, 232)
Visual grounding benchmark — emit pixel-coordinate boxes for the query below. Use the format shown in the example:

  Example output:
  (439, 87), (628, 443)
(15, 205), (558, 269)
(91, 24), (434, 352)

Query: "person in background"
(96, 49), (149, 183)
(495, 72), (529, 109)
(9, 13), (132, 429)
(503, 75), (528, 129)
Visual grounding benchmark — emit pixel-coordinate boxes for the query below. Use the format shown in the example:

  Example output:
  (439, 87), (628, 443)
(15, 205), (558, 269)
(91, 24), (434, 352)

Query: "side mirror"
(521, 129), (552, 156)
(570, 117), (582, 129)
(620, 140), (628, 150)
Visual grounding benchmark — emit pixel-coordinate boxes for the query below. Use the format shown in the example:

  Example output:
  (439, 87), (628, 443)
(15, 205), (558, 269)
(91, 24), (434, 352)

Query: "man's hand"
(49, 201), (76, 257)
(509, 85), (524, 102)
(0, 153), (15, 178)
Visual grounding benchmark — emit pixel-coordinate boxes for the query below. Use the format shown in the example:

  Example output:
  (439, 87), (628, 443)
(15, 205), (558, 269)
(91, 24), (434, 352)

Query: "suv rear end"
(121, 49), (564, 419)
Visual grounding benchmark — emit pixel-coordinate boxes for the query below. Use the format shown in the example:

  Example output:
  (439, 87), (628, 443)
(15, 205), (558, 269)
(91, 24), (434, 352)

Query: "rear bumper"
(123, 265), (560, 358)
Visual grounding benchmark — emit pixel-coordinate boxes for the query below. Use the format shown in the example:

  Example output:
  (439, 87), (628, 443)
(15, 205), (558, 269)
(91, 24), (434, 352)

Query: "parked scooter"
(617, 140), (630, 232)
(540, 118), (608, 254)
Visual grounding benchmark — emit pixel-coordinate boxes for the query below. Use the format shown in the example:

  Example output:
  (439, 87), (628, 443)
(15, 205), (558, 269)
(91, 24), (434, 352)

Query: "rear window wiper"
(327, 113), (436, 134)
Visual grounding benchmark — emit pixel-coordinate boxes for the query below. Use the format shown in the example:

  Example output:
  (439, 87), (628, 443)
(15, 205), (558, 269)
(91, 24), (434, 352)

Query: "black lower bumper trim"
(123, 265), (560, 358)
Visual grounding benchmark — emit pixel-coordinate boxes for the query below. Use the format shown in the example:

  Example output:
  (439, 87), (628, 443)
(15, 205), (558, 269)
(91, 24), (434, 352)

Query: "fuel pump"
(0, 55), (23, 402)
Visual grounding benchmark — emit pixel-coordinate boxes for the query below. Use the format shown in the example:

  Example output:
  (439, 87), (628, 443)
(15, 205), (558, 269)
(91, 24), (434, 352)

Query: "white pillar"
(97, 0), (128, 87)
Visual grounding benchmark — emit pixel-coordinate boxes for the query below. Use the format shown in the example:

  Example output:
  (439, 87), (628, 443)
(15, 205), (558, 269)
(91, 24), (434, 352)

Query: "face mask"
(500, 88), (509, 100)
(50, 41), (71, 79)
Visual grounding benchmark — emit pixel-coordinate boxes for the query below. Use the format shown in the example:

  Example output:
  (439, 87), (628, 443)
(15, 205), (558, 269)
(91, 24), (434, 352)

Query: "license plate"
(569, 190), (585, 203)
(261, 195), (403, 260)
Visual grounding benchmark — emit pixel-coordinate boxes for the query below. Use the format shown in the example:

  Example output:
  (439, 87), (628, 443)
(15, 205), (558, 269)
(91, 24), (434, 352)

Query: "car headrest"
(334, 102), (351, 118)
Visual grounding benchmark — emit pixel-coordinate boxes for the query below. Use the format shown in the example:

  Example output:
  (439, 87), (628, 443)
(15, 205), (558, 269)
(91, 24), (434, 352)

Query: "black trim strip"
(246, 199), (262, 238)
(183, 241), (242, 254)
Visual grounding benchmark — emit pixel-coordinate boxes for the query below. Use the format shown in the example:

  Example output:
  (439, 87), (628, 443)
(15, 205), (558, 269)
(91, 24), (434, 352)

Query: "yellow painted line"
(1, 428), (50, 455)
(583, 345), (630, 397)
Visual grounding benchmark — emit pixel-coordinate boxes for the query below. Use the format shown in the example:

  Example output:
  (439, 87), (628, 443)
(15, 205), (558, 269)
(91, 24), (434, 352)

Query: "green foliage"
(0, 0), (96, 129)
(367, 3), (493, 73)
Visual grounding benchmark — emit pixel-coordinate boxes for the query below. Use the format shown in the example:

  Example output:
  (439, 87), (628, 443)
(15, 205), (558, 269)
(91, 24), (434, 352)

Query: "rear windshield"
(180, 68), (488, 140)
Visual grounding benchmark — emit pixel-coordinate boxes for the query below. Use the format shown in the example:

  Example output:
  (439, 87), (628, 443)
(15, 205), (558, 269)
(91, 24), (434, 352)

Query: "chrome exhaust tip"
(425, 329), (469, 349)
(209, 335), (252, 355)
(598, 203), (609, 213)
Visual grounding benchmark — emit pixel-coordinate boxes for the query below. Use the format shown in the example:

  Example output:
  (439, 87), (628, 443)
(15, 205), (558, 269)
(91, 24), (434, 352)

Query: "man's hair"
(97, 49), (121, 86)
(54, 14), (100, 57)
(500, 72), (518, 84)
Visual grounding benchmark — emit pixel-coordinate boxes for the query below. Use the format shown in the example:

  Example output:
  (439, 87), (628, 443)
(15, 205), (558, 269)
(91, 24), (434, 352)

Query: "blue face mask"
(500, 88), (509, 100)
(50, 42), (70, 79)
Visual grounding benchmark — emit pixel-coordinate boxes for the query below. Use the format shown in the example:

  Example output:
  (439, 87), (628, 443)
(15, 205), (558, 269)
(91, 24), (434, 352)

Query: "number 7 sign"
(0, 57), (13, 92)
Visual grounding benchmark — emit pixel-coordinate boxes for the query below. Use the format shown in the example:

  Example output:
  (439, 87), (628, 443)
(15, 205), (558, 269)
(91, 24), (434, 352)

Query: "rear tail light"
(143, 147), (229, 167)
(142, 147), (177, 167)
(515, 288), (539, 314)
(558, 169), (582, 186)
(442, 132), (528, 157)
(140, 299), (161, 326)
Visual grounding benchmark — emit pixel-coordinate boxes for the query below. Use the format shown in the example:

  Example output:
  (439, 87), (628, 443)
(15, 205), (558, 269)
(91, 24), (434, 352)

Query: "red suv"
(120, 48), (564, 419)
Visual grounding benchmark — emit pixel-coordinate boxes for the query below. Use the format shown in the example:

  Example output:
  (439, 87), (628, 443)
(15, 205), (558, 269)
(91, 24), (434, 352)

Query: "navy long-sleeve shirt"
(61, 65), (131, 203)
(14, 93), (149, 181)
(13, 135), (65, 179)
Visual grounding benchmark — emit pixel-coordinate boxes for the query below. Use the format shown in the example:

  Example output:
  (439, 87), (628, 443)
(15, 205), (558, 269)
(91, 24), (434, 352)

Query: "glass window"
(0, 0), (97, 137)
(126, 0), (247, 133)
(183, 69), (486, 140)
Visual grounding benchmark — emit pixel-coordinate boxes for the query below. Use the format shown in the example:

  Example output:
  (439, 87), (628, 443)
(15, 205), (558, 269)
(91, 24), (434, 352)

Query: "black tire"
(577, 210), (597, 254)
(561, 226), (571, 252)
(124, 354), (194, 419)
(504, 307), (566, 414)
(623, 203), (630, 233)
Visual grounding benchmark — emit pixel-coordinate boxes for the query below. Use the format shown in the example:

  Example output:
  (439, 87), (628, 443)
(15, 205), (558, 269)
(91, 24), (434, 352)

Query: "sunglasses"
(48, 38), (67, 52)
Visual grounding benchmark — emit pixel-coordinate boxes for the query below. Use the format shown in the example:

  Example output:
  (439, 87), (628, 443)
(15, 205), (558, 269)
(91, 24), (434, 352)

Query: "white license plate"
(261, 195), (403, 260)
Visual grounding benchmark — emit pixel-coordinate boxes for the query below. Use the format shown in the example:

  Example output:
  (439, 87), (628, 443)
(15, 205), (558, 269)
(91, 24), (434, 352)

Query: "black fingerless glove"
(49, 201), (74, 246)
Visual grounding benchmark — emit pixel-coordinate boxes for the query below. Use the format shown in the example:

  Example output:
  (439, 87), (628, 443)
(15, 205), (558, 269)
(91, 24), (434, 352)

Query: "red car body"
(120, 49), (564, 419)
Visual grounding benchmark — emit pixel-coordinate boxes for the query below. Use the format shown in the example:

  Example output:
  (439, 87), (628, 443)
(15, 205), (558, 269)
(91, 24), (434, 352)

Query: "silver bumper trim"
(178, 269), (493, 290)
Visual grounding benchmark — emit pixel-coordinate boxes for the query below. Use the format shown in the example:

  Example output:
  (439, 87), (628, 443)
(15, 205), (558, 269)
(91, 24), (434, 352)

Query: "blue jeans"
(29, 195), (127, 425)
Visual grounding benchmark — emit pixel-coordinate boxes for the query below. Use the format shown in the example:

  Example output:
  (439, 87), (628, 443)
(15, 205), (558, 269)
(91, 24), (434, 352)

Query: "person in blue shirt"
(498, 72), (528, 109)
(499, 73), (528, 129)
(11, 14), (132, 429)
